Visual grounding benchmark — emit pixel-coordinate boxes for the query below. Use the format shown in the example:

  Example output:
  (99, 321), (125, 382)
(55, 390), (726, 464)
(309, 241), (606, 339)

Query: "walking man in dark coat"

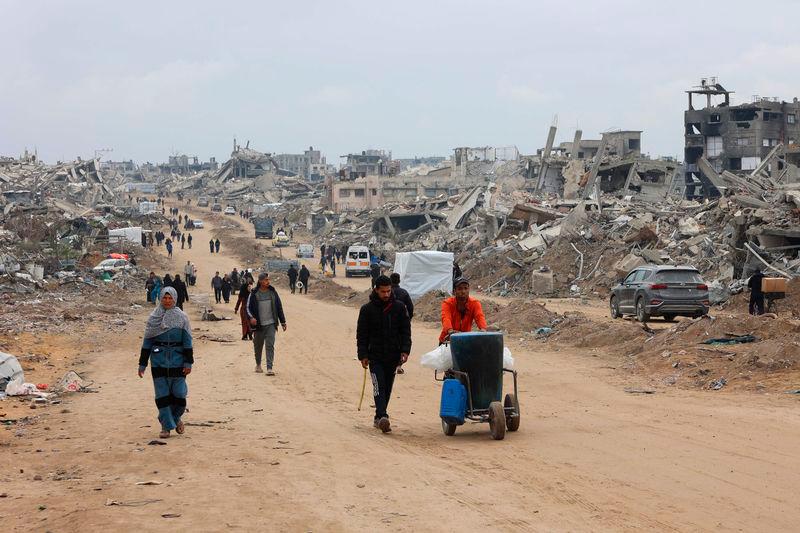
(287, 264), (299, 294)
(356, 275), (412, 433)
(298, 265), (310, 294)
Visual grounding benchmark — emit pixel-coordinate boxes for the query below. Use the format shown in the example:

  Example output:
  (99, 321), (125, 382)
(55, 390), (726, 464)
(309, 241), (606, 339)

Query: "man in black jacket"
(390, 272), (414, 375)
(748, 268), (765, 315)
(390, 273), (414, 320)
(247, 272), (287, 375)
(287, 264), (299, 294)
(298, 265), (310, 294)
(356, 275), (412, 433)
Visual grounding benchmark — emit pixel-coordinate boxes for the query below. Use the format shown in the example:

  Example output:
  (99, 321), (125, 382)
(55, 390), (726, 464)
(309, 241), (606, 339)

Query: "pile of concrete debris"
(299, 179), (798, 303)
(162, 144), (322, 206)
(0, 152), (127, 216)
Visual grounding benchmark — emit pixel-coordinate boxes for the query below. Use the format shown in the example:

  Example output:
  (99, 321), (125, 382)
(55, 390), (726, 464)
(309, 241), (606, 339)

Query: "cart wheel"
(504, 393), (520, 432)
(441, 419), (457, 436)
(488, 401), (506, 440)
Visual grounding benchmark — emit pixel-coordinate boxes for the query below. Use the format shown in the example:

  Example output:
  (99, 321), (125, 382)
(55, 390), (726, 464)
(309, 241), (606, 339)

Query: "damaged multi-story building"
(684, 78), (800, 199)
(529, 126), (678, 202)
(273, 146), (334, 181)
(340, 150), (397, 179)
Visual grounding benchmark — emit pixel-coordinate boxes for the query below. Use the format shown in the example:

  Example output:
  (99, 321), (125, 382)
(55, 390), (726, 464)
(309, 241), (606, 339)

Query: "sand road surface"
(3, 210), (800, 532)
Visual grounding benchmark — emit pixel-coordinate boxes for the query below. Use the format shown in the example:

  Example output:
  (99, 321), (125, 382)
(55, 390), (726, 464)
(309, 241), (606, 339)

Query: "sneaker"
(266, 369), (275, 376)
(377, 417), (391, 433)
(255, 365), (263, 373)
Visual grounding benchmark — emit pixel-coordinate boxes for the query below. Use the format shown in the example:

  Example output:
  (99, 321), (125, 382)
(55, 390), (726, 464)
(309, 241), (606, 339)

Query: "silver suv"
(610, 265), (709, 322)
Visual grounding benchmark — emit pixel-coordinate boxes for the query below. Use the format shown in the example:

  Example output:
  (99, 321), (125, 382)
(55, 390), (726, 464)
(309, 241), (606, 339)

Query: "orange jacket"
(439, 297), (487, 343)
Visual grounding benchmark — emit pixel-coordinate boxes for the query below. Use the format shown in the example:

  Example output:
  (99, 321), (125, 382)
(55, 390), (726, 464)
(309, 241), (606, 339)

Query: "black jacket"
(392, 285), (414, 319)
(298, 266), (310, 282)
(173, 279), (189, 305)
(748, 272), (765, 295)
(246, 286), (286, 331)
(357, 292), (412, 363)
(288, 266), (298, 282)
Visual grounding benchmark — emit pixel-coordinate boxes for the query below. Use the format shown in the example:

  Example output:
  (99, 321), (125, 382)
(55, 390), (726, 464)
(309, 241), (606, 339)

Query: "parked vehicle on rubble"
(609, 265), (710, 322)
(93, 258), (132, 274)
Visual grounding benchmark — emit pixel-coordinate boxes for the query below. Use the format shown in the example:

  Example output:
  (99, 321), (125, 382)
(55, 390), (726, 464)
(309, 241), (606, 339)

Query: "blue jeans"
(153, 375), (187, 431)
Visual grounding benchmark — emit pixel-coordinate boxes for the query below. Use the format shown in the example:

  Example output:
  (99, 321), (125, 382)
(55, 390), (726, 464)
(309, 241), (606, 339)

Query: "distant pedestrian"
(215, 238), (221, 253)
(221, 275), (232, 304)
(231, 268), (241, 292)
(184, 261), (193, 281)
(748, 268), (766, 315)
(390, 273), (414, 320)
(235, 281), (254, 340)
(356, 275), (412, 434)
(149, 275), (162, 305)
(370, 262), (381, 288)
(187, 233), (192, 249)
(209, 239), (214, 253)
(247, 273), (287, 375)
(298, 265), (310, 294)
(138, 287), (193, 439)
(181, 234), (186, 249)
(211, 272), (223, 303)
(166, 240), (173, 258)
(145, 272), (156, 303)
(173, 274), (189, 310)
(329, 255), (336, 277)
(287, 264), (298, 294)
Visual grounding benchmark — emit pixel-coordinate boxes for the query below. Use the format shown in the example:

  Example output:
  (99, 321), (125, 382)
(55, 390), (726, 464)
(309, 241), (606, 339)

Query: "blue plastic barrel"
(450, 332), (504, 410)
(440, 378), (467, 424)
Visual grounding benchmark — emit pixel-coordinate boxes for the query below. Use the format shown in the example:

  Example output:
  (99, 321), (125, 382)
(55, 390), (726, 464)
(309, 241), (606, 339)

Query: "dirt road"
(3, 211), (800, 532)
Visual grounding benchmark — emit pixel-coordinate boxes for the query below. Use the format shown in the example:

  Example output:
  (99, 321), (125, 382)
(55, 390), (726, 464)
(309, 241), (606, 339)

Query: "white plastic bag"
(421, 345), (514, 371)
(420, 344), (453, 371)
(5, 377), (37, 396)
(503, 347), (515, 370)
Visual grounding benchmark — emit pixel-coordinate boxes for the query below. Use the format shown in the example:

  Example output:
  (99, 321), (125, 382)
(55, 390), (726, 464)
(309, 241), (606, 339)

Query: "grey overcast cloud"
(1, 0), (798, 163)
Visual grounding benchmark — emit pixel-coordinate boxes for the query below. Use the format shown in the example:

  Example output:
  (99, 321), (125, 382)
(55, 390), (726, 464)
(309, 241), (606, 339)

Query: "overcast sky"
(2, 0), (799, 165)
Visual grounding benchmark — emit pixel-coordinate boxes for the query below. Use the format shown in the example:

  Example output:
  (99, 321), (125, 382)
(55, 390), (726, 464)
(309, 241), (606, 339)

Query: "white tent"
(108, 226), (143, 244)
(393, 251), (453, 301)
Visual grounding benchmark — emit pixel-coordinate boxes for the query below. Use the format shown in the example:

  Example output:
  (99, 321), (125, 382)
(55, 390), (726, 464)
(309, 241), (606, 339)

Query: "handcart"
(435, 332), (520, 440)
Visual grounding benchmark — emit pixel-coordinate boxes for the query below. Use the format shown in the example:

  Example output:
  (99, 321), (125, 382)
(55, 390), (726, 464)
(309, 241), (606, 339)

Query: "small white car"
(93, 259), (131, 273)
(193, 220), (204, 228)
(224, 206), (236, 215)
(296, 244), (314, 258)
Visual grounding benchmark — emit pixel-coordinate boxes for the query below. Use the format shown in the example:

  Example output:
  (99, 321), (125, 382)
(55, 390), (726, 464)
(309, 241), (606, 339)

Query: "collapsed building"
(684, 78), (800, 199)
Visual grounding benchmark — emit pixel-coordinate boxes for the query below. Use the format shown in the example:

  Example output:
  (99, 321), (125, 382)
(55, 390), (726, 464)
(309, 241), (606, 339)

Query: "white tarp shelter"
(394, 251), (453, 301)
(109, 226), (143, 244)
(139, 201), (159, 214)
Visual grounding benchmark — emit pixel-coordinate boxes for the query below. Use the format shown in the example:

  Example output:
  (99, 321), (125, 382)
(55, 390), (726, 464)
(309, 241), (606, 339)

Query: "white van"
(345, 245), (371, 277)
(296, 244), (314, 258)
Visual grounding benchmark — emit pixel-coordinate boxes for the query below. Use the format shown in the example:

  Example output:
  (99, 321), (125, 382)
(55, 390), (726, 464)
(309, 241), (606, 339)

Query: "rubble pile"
(625, 314), (800, 390)
(0, 152), (126, 215)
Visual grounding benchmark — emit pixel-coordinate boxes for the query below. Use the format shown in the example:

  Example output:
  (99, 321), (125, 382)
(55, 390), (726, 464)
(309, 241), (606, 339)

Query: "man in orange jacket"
(439, 277), (487, 343)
